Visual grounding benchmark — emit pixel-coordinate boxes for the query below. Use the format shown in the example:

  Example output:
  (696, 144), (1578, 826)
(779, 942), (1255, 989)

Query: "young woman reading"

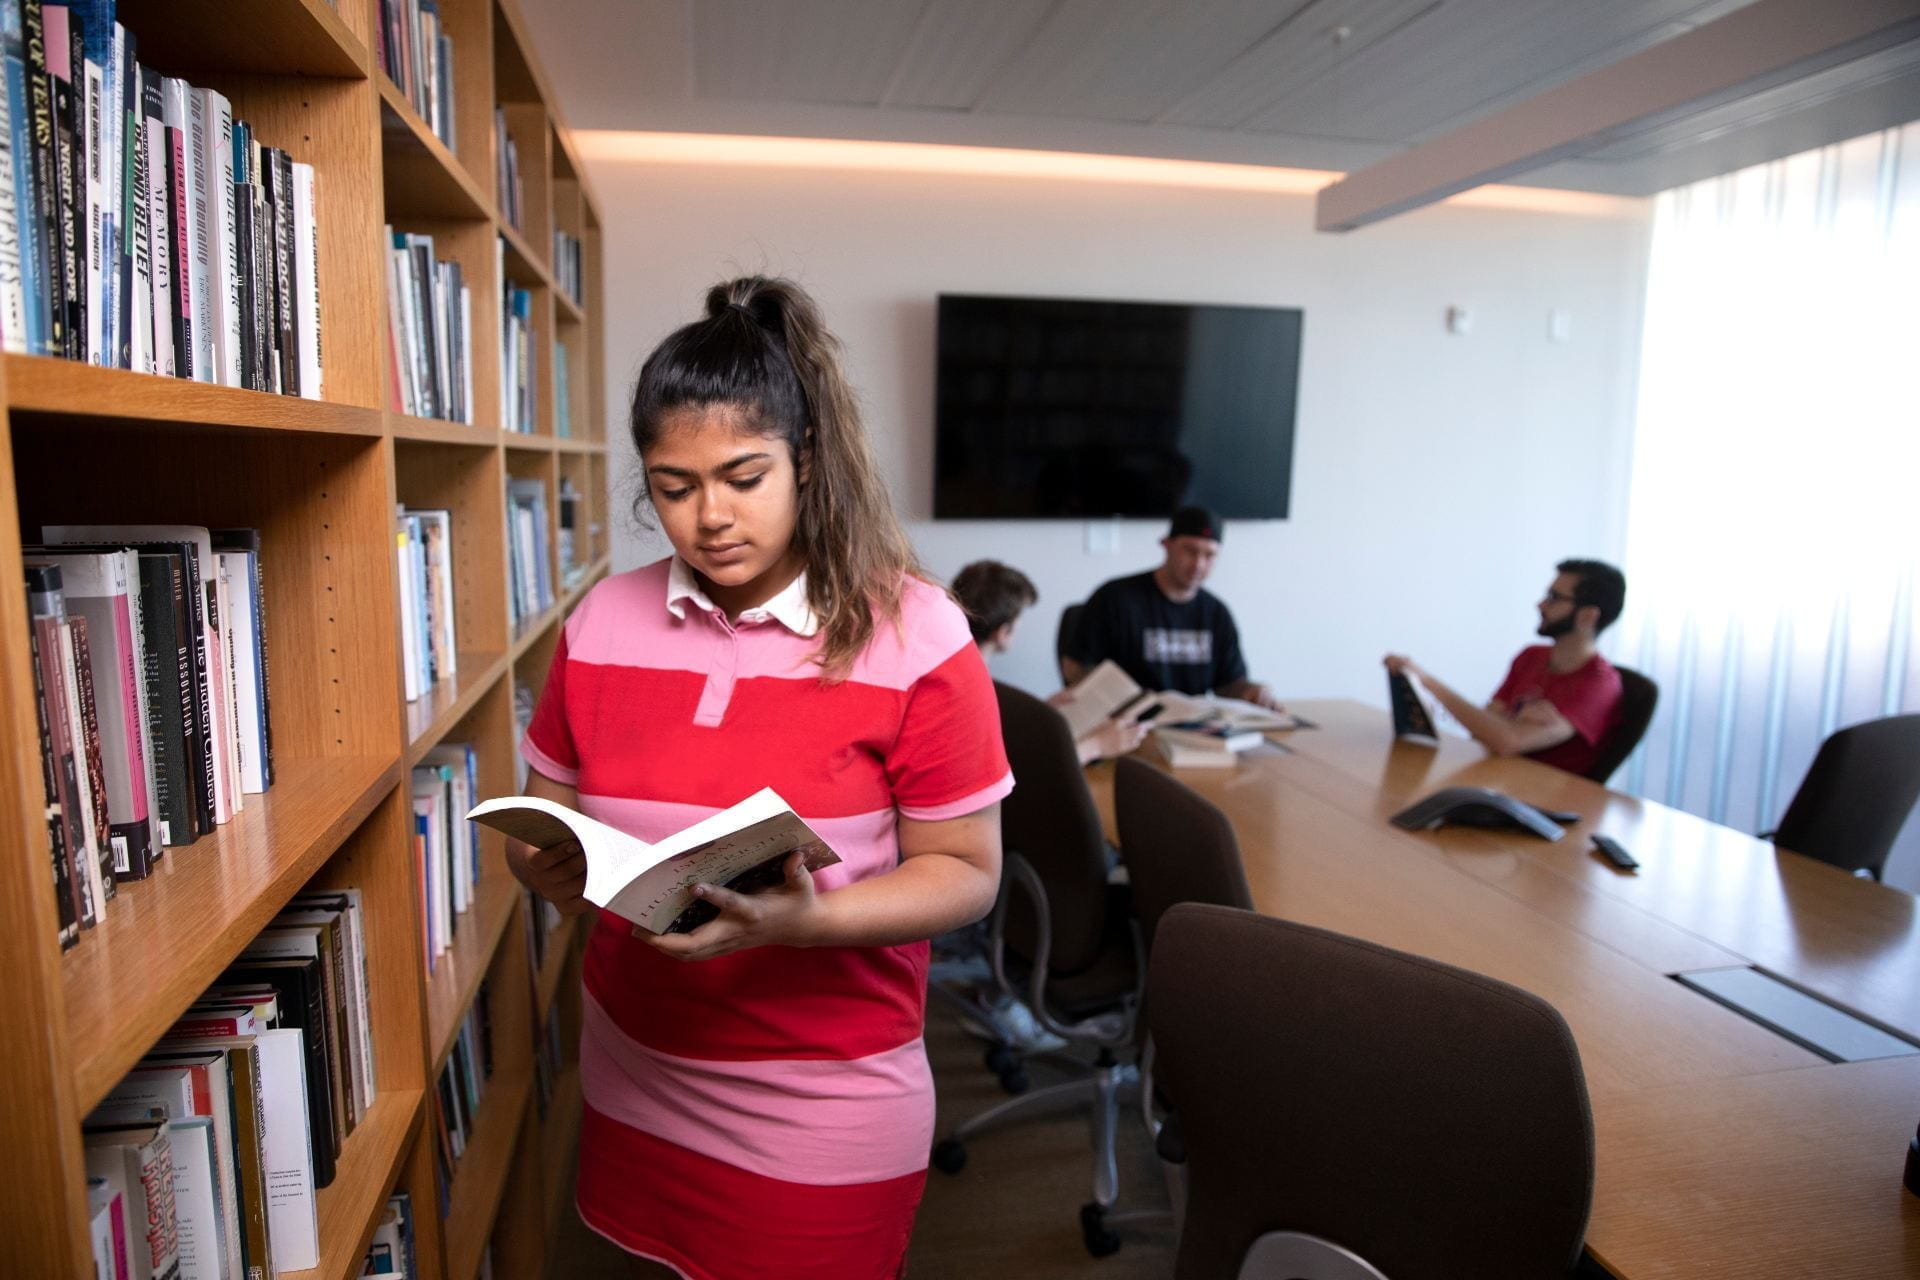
(503, 277), (1009, 1279)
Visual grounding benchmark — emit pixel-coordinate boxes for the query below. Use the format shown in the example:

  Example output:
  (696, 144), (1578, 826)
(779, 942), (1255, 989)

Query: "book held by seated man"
(466, 787), (840, 935)
(1055, 659), (1306, 744)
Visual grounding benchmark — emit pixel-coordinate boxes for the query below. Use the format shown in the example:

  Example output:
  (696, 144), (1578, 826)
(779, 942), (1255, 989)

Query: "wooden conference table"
(1086, 699), (1920, 1279)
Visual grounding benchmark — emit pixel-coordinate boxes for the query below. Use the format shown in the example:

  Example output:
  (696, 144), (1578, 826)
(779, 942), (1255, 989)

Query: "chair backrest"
(994, 681), (1116, 975)
(1771, 713), (1920, 880)
(1149, 904), (1594, 1280)
(1583, 665), (1658, 784)
(1113, 756), (1252, 957)
(1056, 603), (1086, 684)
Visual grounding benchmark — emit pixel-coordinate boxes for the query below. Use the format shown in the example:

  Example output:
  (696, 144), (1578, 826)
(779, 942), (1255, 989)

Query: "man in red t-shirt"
(1384, 559), (1627, 777)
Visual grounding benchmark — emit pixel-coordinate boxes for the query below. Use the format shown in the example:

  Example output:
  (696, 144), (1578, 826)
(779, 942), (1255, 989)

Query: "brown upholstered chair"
(1765, 713), (1920, 881)
(1583, 665), (1658, 785)
(931, 683), (1142, 1237)
(1149, 904), (1595, 1280)
(1084, 757), (1257, 1254)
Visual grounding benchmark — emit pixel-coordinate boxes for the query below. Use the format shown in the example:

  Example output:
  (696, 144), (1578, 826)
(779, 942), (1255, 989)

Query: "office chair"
(931, 682), (1143, 1247)
(1082, 757), (1256, 1254)
(1583, 665), (1658, 785)
(1763, 713), (1920, 881)
(1149, 904), (1595, 1280)
(1057, 602), (1085, 684)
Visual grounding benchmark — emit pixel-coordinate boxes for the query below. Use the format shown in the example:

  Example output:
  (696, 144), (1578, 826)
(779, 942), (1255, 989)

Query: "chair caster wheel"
(1080, 1202), (1121, 1257)
(984, 1043), (1016, 1075)
(931, 1139), (968, 1175)
(997, 1066), (1029, 1095)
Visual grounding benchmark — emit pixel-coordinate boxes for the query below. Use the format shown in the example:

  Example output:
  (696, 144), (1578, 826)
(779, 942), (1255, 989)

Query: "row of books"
(25, 525), (273, 951)
(413, 740), (482, 972)
(432, 982), (494, 1213)
(359, 1192), (420, 1278)
(86, 888), (377, 1278)
(0, 0), (323, 394)
(494, 107), (522, 231)
(557, 474), (584, 582)
(507, 476), (554, 627)
(396, 506), (456, 703)
(553, 228), (582, 306)
(384, 226), (473, 424)
(501, 263), (535, 432)
(377, 0), (455, 149)
(554, 336), (570, 437)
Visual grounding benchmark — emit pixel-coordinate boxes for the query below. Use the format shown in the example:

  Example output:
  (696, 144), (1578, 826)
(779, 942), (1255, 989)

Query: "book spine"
(115, 24), (133, 369)
(79, 29), (103, 362)
(0, 15), (23, 354)
(135, 1125), (183, 1280)
(186, 85), (211, 382)
(22, 0), (61, 355)
(203, 88), (238, 387)
(50, 48), (80, 359)
(163, 78), (191, 376)
(117, 551), (163, 863)
(127, 56), (152, 373)
(29, 573), (95, 929)
(25, 610), (79, 948)
(141, 67), (170, 375)
(268, 147), (294, 397)
(291, 160), (320, 400)
(67, 615), (117, 905)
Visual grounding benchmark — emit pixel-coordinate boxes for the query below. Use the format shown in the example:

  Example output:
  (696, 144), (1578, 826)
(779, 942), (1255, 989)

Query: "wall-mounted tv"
(934, 293), (1302, 520)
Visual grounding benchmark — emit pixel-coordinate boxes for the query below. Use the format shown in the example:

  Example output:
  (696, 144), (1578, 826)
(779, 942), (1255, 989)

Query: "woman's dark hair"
(631, 276), (922, 677)
(951, 561), (1038, 643)
(1557, 558), (1627, 633)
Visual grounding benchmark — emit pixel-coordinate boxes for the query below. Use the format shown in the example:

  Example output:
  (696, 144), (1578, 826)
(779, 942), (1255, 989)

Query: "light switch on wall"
(1445, 305), (1473, 335)
(1548, 308), (1572, 342)
(1085, 519), (1119, 555)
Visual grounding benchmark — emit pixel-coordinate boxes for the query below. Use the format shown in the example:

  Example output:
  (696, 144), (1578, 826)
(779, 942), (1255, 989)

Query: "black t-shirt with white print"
(1069, 571), (1247, 696)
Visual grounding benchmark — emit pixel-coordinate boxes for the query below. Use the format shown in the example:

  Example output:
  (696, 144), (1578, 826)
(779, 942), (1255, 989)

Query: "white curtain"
(1618, 121), (1920, 891)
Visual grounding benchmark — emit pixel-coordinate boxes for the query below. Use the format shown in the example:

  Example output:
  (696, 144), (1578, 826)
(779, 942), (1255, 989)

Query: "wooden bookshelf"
(0, 0), (609, 1274)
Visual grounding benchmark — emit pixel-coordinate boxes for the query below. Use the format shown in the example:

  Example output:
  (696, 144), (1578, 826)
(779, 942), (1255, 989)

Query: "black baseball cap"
(1167, 505), (1223, 543)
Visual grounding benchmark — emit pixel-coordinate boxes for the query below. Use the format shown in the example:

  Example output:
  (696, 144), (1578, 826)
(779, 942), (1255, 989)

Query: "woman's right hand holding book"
(505, 834), (593, 916)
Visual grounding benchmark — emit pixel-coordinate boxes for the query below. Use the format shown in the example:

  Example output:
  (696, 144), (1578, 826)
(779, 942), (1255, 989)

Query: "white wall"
(584, 155), (1651, 706)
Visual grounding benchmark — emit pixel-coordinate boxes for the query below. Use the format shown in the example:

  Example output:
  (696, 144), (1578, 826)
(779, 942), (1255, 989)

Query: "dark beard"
(1537, 614), (1575, 639)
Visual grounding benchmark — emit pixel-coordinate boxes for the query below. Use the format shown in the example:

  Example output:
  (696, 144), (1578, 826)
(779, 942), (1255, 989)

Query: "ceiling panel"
(970, 0), (1321, 122)
(693, 0), (932, 104)
(1243, 0), (1758, 140)
(880, 0), (1058, 109)
(1156, 0), (1441, 130)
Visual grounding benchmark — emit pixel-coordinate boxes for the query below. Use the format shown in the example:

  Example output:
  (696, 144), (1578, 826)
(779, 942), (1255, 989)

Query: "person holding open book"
(1384, 558), (1627, 776)
(503, 276), (1011, 1280)
(1061, 505), (1284, 710)
(952, 558), (1148, 763)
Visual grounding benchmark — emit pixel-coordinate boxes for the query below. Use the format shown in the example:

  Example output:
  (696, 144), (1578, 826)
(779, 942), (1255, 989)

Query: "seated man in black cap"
(1061, 505), (1283, 709)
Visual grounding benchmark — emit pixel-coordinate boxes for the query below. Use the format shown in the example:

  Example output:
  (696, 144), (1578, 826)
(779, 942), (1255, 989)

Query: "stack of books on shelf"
(360, 1192), (420, 1278)
(376, 0), (456, 149)
(498, 257), (534, 432)
(24, 525), (272, 950)
(553, 338), (569, 437)
(493, 107), (520, 230)
(413, 740), (480, 973)
(557, 475), (580, 579)
(512, 682), (535, 790)
(433, 982), (494, 1211)
(552, 229), (581, 306)
(85, 889), (377, 1277)
(0, 3), (322, 394)
(395, 506), (455, 702)
(384, 227), (473, 423)
(506, 477), (553, 627)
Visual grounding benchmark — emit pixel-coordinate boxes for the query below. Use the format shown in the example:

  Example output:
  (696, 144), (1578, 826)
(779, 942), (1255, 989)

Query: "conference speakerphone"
(1389, 786), (1570, 840)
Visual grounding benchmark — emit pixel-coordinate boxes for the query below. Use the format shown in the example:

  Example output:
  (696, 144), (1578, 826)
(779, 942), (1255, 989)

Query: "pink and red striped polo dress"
(522, 557), (1012, 1279)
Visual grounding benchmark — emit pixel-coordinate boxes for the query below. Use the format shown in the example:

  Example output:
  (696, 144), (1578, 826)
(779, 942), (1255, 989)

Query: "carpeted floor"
(542, 1011), (1177, 1278)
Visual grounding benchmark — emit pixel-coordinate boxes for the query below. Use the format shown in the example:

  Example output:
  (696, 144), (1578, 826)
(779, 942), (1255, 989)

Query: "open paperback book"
(465, 787), (840, 935)
(1055, 659), (1308, 744)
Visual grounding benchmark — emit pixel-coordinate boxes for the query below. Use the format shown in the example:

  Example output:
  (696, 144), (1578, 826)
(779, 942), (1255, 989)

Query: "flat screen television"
(933, 293), (1302, 519)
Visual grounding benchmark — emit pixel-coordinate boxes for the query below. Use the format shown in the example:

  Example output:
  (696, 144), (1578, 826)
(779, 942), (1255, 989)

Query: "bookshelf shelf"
(63, 755), (400, 1111)
(379, 78), (495, 223)
(0, 0), (606, 1272)
(446, 1070), (534, 1280)
(426, 872), (524, 1073)
(390, 413), (507, 448)
(2, 356), (386, 438)
(284, 1088), (425, 1280)
(406, 653), (511, 766)
(117, 0), (370, 79)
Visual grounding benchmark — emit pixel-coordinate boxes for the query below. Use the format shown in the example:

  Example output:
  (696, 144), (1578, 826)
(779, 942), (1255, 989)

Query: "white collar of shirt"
(665, 555), (821, 637)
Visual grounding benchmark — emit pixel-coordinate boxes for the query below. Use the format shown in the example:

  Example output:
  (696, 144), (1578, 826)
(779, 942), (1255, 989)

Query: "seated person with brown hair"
(1385, 558), (1627, 776)
(952, 559), (1148, 764)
